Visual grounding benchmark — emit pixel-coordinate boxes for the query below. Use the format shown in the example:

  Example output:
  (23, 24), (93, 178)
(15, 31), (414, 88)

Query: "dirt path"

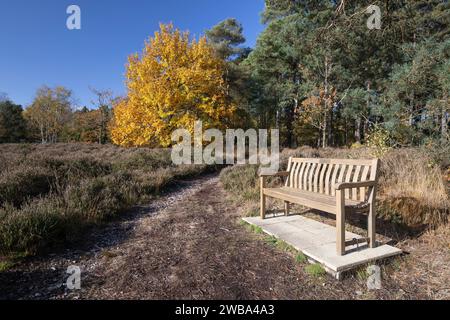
(0, 174), (433, 300)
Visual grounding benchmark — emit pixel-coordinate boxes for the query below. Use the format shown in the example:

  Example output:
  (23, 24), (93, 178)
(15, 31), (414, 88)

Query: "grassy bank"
(0, 143), (212, 255)
(220, 146), (449, 229)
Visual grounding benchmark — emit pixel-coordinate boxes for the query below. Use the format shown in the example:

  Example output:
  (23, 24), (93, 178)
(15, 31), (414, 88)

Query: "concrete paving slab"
(245, 215), (300, 226)
(242, 215), (403, 278)
(256, 222), (303, 237)
(279, 232), (317, 250)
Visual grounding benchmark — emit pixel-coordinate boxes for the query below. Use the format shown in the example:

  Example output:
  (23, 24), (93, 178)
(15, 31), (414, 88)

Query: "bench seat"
(263, 187), (366, 215)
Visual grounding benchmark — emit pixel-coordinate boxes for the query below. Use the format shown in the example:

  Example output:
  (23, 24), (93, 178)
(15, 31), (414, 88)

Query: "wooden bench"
(259, 157), (380, 256)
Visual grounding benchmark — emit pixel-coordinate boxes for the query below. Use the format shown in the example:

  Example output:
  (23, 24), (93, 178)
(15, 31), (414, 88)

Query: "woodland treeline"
(232, 0), (450, 148)
(1, 0), (449, 149)
(0, 87), (113, 144)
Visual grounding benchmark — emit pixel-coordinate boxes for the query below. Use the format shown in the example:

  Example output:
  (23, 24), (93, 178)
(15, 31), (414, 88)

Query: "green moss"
(305, 263), (326, 277)
(264, 235), (278, 246)
(276, 239), (296, 253)
(253, 226), (264, 234)
(295, 252), (308, 264)
(238, 219), (248, 226)
(239, 220), (264, 234)
(0, 260), (15, 272)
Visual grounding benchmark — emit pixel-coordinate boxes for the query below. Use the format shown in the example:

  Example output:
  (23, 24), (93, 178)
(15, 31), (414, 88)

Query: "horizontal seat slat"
(263, 187), (364, 214)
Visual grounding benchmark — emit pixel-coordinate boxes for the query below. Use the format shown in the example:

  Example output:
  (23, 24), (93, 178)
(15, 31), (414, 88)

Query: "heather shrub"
(0, 144), (212, 255)
(0, 198), (65, 253)
(0, 165), (55, 206)
(112, 149), (172, 171)
(220, 165), (259, 201)
(63, 177), (128, 222)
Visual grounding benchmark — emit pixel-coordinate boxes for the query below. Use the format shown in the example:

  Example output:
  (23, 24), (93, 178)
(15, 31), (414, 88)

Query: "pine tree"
(0, 100), (27, 143)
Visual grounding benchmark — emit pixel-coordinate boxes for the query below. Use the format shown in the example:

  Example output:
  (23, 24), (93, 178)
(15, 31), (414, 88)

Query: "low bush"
(220, 165), (259, 201)
(0, 199), (66, 253)
(0, 165), (55, 206)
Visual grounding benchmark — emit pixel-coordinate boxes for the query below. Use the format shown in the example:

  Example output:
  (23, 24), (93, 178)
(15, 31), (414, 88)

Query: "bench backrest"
(285, 158), (380, 201)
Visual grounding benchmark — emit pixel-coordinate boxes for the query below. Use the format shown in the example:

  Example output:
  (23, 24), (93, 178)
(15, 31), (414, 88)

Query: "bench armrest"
(334, 180), (376, 190)
(258, 171), (290, 177)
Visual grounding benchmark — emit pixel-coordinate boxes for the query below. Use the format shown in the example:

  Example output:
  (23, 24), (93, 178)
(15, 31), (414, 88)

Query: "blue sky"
(0, 0), (265, 108)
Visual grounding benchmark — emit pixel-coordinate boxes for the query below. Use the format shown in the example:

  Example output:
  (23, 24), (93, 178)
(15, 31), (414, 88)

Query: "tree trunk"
(322, 56), (330, 149)
(363, 118), (369, 142)
(364, 81), (371, 142)
(409, 92), (415, 127)
(285, 101), (295, 148)
(328, 109), (333, 147)
(40, 124), (45, 144)
(442, 96), (448, 141)
(355, 118), (362, 143)
(344, 119), (348, 146)
(276, 110), (280, 129)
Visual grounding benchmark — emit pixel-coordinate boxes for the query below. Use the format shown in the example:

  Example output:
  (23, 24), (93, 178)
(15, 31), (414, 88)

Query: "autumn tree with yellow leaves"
(110, 24), (237, 147)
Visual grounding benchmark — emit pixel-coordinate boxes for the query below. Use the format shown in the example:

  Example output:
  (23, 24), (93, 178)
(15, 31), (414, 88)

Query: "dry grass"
(379, 149), (449, 226)
(0, 143), (212, 255)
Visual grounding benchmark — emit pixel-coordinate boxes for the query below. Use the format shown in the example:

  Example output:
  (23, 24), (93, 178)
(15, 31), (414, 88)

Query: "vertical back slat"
(345, 165), (354, 199)
(308, 163), (317, 191)
(298, 162), (307, 188)
(289, 161), (298, 188)
(370, 159), (380, 181)
(295, 162), (305, 189)
(319, 163), (328, 194)
(313, 163), (323, 193)
(302, 163), (312, 190)
(351, 165), (362, 200)
(360, 165), (371, 201)
(292, 162), (301, 188)
(325, 164), (334, 195)
(331, 164), (341, 196)
(285, 157), (293, 187)
(337, 164), (347, 188)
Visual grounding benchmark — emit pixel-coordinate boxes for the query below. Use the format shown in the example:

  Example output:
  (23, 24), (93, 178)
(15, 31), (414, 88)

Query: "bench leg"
(336, 190), (346, 256)
(260, 177), (266, 219)
(368, 199), (377, 248)
(284, 201), (290, 216)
